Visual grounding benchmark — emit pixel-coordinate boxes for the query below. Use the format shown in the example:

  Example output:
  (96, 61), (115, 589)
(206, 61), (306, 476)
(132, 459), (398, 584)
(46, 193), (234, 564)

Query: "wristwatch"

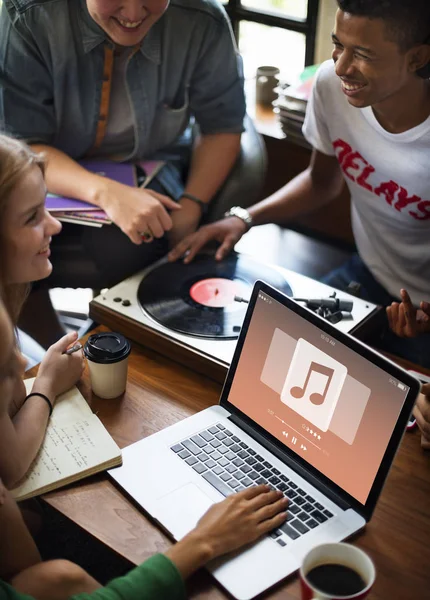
(224, 206), (254, 231)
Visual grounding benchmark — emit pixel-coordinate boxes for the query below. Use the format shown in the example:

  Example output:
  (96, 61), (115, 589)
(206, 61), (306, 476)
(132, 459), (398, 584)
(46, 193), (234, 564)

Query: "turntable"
(90, 252), (382, 383)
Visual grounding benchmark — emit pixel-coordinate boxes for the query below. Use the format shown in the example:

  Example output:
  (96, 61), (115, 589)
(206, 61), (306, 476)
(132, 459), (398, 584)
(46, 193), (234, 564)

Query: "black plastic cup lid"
(83, 332), (131, 364)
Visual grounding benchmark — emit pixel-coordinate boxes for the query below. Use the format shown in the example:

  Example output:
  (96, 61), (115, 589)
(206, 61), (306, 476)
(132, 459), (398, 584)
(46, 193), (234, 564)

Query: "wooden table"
(30, 326), (430, 599)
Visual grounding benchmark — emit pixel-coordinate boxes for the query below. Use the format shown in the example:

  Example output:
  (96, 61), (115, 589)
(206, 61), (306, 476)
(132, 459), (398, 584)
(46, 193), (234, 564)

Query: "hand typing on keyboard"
(165, 485), (288, 577)
(171, 423), (335, 546)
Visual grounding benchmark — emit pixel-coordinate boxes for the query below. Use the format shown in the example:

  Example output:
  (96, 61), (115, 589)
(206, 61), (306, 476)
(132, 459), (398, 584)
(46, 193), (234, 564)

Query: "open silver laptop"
(110, 281), (420, 600)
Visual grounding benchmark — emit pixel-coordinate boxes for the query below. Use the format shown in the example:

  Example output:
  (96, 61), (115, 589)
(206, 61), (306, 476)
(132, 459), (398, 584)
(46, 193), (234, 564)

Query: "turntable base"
(90, 255), (382, 383)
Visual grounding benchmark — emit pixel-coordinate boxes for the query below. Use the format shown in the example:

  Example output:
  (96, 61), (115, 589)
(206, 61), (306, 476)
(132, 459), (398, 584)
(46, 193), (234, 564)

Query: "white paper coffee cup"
(84, 332), (131, 399)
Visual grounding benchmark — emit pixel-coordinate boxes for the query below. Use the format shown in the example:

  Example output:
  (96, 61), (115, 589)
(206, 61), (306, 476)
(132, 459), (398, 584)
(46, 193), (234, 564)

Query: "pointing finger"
(168, 237), (191, 262)
(215, 235), (236, 261)
(183, 234), (211, 264)
(401, 289), (416, 327)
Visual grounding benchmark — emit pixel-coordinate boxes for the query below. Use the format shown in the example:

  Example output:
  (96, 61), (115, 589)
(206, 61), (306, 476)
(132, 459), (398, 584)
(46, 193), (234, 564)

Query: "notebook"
(46, 159), (165, 224)
(12, 380), (122, 501)
(109, 281), (420, 600)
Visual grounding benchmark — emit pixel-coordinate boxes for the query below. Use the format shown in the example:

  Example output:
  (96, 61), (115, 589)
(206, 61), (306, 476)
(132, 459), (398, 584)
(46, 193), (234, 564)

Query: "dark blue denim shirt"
(0, 0), (245, 161)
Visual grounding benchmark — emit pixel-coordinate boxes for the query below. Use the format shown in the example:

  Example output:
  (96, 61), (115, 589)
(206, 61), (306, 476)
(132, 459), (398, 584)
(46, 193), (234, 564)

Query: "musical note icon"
(281, 338), (348, 432)
(290, 361), (335, 406)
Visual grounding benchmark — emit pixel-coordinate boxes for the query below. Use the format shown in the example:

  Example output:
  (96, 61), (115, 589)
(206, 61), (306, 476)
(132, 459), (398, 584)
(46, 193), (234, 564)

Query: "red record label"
(190, 278), (242, 307)
(137, 253), (292, 338)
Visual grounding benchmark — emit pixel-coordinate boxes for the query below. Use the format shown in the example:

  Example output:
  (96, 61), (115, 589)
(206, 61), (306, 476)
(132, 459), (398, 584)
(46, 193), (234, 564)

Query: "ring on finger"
(139, 230), (153, 243)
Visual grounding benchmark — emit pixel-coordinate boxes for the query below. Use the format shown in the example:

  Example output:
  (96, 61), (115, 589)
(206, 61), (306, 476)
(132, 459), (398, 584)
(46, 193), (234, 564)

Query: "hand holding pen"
(63, 342), (83, 355)
(36, 332), (85, 400)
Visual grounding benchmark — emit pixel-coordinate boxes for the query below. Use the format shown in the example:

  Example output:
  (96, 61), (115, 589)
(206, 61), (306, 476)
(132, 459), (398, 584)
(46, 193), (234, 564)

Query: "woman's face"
(3, 166), (62, 285)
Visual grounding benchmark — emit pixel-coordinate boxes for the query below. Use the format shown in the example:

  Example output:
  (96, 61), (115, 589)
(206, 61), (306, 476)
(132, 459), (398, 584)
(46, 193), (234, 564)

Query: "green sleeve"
(0, 581), (34, 600)
(73, 554), (186, 600)
(0, 555), (186, 600)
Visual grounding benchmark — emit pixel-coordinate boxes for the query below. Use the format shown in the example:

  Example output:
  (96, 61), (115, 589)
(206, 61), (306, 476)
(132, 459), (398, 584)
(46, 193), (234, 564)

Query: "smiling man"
(0, 1), (244, 249)
(0, 0), (245, 346)
(169, 0), (430, 367)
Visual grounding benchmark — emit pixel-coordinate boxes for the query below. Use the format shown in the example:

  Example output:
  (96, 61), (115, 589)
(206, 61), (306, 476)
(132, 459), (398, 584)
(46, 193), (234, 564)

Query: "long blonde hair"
(0, 134), (45, 324)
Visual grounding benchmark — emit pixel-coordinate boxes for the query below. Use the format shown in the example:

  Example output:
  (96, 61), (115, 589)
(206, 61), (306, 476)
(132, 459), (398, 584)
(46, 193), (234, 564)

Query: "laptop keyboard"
(171, 423), (334, 547)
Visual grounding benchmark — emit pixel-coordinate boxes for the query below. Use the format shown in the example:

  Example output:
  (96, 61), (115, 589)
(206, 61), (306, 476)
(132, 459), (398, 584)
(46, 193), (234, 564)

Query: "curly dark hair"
(337, 0), (430, 77)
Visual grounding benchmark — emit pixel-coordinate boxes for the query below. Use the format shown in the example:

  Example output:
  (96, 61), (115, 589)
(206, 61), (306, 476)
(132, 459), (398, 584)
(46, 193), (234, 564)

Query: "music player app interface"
(281, 338), (348, 432)
(228, 293), (409, 504)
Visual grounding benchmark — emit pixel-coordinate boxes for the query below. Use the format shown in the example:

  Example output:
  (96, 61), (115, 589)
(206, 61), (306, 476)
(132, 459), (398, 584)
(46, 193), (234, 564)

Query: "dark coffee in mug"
(306, 563), (366, 596)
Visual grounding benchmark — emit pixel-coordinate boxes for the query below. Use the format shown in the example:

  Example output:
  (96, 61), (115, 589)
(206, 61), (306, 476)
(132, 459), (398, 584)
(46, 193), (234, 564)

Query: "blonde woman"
(0, 134), (84, 488)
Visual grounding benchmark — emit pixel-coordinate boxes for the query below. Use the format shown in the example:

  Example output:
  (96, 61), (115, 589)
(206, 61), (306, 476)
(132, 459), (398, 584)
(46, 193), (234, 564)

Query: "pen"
(63, 342), (83, 355)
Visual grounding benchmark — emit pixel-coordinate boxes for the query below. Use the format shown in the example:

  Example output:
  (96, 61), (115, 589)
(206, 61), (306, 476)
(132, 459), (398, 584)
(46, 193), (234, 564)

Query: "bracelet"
(179, 192), (208, 214)
(24, 392), (53, 417)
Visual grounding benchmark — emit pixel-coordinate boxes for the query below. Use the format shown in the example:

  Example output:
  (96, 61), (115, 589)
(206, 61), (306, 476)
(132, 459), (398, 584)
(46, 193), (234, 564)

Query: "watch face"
(232, 207), (248, 219)
(225, 207), (252, 227)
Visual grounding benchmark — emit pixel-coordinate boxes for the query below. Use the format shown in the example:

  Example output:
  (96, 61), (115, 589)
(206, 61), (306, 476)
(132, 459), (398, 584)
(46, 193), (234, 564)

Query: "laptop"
(109, 281), (420, 600)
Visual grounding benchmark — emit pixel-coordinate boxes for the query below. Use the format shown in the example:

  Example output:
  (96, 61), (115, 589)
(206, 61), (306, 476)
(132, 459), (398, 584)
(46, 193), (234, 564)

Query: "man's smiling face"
(86, 0), (169, 47)
(331, 9), (417, 109)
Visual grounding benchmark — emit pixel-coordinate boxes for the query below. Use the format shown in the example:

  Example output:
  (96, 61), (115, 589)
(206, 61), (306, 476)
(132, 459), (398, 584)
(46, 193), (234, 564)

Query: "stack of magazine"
(46, 160), (165, 227)
(273, 64), (319, 149)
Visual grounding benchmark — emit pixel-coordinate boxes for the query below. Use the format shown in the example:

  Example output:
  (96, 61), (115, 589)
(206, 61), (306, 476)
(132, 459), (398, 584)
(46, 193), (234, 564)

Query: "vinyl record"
(138, 253), (292, 339)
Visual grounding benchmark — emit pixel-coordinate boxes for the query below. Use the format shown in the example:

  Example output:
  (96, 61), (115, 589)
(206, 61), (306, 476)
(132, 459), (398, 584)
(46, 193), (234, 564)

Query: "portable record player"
(90, 252), (382, 383)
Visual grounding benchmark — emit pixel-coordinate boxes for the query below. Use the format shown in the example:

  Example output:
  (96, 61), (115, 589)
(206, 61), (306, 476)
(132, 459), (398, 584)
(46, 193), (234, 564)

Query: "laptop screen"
(226, 288), (411, 505)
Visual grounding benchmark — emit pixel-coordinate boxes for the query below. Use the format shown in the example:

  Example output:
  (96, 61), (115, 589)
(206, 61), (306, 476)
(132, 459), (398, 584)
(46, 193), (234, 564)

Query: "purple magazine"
(45, 160), (136, 212)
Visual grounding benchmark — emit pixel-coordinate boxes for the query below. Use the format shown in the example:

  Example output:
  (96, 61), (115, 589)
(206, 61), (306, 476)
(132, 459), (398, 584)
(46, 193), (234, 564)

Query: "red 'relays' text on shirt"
(333, 138), (430, 221)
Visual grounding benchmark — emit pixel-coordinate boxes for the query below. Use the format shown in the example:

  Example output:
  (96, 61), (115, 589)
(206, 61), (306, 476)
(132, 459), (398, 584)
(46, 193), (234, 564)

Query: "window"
(222, 0), (319, 83)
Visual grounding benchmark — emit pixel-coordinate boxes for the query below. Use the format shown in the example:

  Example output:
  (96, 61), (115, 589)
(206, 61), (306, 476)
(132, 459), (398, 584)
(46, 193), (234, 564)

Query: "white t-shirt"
(303, 60), (430, 305)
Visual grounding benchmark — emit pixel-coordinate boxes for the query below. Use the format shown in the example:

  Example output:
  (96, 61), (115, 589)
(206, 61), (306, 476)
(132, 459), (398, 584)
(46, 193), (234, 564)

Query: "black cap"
(83, 332), (131, 364)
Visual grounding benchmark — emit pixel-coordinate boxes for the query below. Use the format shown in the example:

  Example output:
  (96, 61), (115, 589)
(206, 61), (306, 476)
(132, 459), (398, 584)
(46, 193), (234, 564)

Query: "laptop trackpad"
(155, 483), (215, 540)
